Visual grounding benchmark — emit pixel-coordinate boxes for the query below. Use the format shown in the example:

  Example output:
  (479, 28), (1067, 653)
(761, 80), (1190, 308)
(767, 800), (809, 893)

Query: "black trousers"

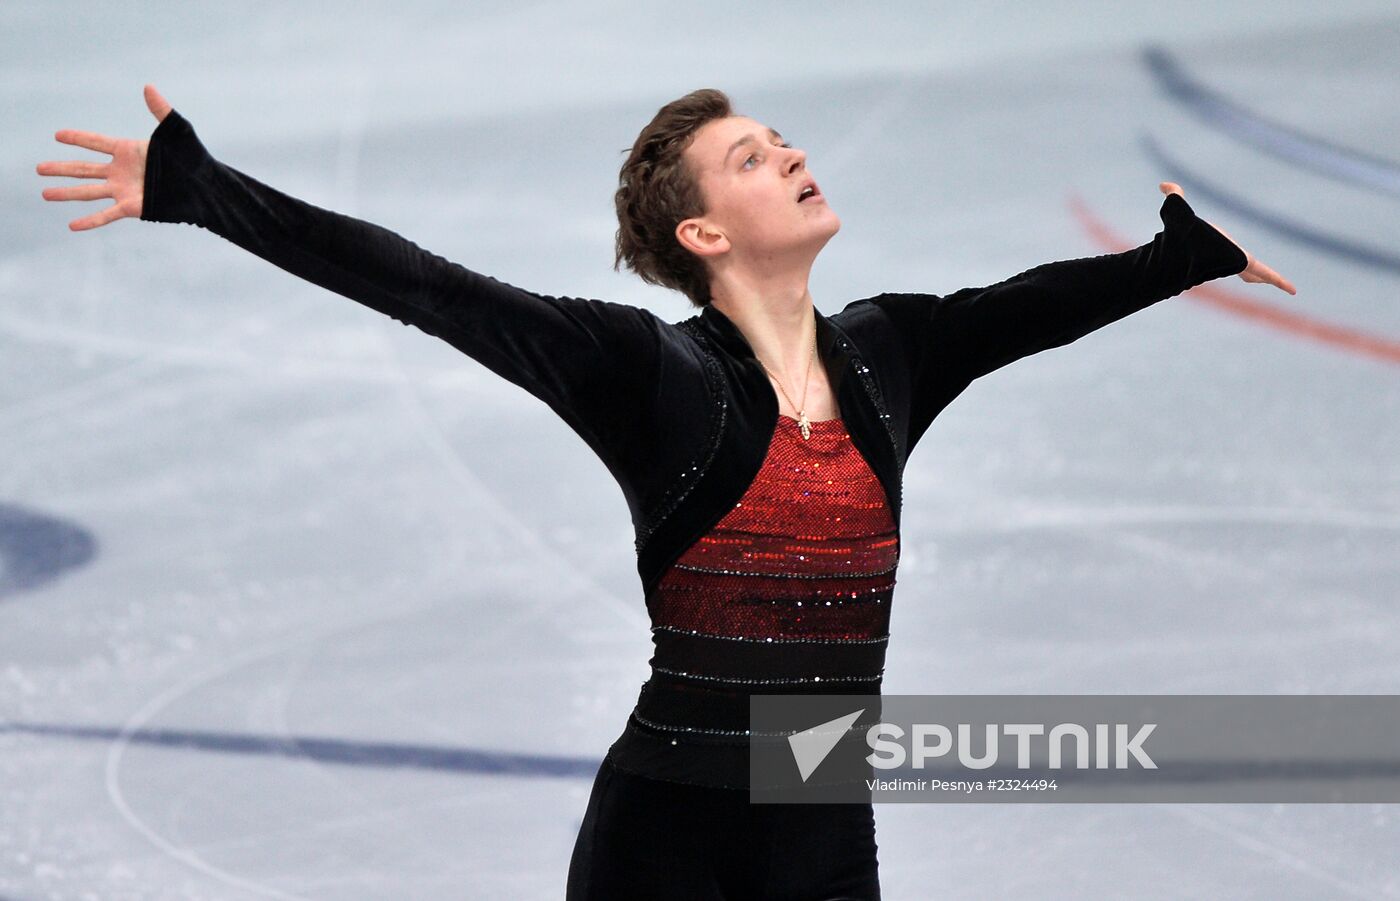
(566, 755), (881, 900)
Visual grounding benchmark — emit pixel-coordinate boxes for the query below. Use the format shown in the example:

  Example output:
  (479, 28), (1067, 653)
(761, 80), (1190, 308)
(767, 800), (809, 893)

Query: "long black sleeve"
(140, 109), (669, 468)
(851, 193), (1249, 447)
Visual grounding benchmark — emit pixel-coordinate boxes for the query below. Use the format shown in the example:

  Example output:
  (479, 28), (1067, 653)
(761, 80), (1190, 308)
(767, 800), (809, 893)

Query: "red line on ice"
(1069, 194), (1400, 367)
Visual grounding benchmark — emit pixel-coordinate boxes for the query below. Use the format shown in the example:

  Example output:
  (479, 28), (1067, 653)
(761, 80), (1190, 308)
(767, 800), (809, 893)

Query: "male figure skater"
(39, 85), (1293, 899)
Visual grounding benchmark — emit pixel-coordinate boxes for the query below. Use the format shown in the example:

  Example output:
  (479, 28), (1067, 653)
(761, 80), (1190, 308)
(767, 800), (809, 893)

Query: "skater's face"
(675, 115), (840, 267)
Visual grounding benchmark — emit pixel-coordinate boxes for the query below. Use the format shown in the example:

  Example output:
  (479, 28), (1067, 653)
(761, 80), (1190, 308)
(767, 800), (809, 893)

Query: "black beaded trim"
(660, 594), (887, 612)
(838, 336), (904, 520)
(634, 319), (728, 552)
(631, 711), (785, 738)
(653, 665), (883, 685)
(631, 711), (879, 741)
(651, 625), (890, 645)
(838, 337), (900, 457)
(670, 561), (899, 580)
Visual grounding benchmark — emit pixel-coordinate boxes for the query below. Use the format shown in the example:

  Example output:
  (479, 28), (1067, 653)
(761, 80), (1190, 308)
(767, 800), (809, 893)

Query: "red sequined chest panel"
(649, 415), (898, 642)
(614, 415), (900, 785)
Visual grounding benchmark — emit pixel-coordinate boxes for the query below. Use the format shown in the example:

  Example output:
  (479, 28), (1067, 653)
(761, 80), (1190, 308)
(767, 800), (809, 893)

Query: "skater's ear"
(675, 217), (730, 261)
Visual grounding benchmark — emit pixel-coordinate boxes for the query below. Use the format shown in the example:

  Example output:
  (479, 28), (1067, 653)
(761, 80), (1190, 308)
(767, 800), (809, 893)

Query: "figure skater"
(38, 85), (1295, 900)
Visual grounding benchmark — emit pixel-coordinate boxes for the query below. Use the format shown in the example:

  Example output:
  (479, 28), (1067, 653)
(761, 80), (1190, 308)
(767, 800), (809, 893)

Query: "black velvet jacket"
(141, 109), (1249, 611)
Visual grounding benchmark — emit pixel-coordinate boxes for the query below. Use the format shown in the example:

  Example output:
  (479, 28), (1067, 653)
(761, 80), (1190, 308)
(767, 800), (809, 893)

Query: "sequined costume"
(610, 414), (898, 786)
(138, 109), (1249, 796)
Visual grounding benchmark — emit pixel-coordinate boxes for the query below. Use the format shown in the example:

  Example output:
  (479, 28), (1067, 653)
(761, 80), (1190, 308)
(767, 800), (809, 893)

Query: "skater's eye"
(742, 143), (792, 171)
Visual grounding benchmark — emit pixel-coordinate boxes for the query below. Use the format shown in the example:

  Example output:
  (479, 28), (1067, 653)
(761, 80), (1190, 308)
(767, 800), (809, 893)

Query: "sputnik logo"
(787, 708), (865, 782)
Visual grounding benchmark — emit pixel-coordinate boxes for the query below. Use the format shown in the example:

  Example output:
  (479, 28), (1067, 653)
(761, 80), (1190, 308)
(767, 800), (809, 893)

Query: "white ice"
(3, 2), (1399, 898)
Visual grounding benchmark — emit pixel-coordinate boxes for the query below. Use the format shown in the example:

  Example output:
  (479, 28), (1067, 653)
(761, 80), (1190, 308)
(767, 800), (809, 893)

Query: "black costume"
(140, 108), (1249, 899)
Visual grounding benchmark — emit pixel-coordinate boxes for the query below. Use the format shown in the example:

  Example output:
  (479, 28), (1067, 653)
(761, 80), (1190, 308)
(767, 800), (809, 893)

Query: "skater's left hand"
(1160, 182), (1297, 296)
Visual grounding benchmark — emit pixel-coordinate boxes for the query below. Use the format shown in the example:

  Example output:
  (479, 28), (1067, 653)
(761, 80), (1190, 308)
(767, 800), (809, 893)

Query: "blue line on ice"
(1143, 44), (1400, 198)
(5, 721), (600, 779)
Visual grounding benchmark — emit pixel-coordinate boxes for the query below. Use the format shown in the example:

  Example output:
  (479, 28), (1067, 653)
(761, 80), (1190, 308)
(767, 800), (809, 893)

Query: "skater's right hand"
(36, 84), (174, 232)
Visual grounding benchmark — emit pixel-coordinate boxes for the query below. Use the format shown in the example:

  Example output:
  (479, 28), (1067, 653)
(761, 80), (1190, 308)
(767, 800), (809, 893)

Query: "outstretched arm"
(37, 86), (666, 464)
(850, 185), (1296, 446)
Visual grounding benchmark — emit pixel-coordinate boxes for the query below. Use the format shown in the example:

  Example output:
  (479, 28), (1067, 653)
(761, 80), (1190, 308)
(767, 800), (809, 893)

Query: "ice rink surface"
(3, 1), (1399, 897)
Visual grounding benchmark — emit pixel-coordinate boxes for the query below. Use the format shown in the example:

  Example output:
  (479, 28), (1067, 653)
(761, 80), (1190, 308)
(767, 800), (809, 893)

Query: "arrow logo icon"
(787, 708), (866, 782)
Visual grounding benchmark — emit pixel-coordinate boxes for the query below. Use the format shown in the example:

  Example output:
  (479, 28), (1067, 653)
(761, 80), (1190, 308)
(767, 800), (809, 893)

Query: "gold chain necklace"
(756, 326), (819, 440)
